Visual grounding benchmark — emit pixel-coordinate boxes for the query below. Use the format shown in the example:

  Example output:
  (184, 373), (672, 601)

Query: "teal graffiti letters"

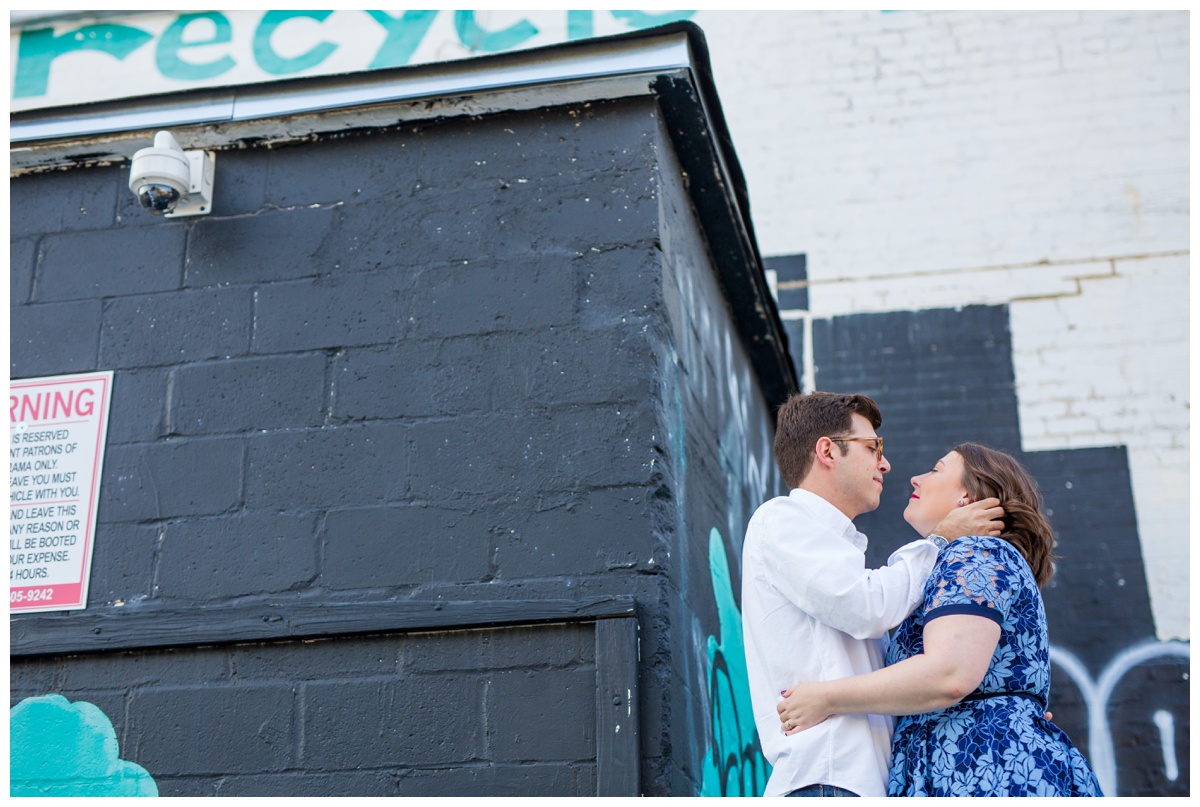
(702, 528), (770, 796)
(13, 24), (153, 99)
(454, 11), (539, 53)
(10, 694), (157, 797)
(611, 11), (697, 29)
(156, 12), (235, 81)
(567, 11), (594, 41)
(365, 10), (440, 69)
(253, 10), (338, 75)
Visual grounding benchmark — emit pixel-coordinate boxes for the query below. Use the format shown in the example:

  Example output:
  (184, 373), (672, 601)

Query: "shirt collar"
(789, 487), (869, 552)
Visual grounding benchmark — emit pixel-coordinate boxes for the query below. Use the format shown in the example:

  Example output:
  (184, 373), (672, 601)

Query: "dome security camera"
(128, 130), (215, 218)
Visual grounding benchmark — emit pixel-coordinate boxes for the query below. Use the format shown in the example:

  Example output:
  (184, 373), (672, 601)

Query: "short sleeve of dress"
(923, 540), (1019, 626)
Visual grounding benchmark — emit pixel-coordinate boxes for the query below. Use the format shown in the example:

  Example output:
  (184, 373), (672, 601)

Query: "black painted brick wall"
(9, 97), (702, 795)
(11, 99), (665, 603)
(11, 624), (599, 796)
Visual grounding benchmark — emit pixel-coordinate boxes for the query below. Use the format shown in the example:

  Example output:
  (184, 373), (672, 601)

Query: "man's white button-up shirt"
(741, 488), (938, 797)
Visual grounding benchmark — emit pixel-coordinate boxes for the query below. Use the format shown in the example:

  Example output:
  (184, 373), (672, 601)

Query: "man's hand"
(932, 497), (1004, 540)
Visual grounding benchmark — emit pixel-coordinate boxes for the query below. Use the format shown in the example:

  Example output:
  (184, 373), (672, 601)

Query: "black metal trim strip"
(10, 595), (637, 658)
(595, 616), (641, 796)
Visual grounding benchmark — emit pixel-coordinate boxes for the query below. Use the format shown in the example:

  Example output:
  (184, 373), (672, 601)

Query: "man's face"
(832, 413), (891, 518)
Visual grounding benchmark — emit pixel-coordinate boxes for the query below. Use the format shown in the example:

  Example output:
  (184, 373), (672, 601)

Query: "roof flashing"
(11, 30), (692, 160)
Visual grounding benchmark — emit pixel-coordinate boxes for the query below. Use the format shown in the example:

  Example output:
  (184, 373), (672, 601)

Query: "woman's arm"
(776, 613), (1001, 734)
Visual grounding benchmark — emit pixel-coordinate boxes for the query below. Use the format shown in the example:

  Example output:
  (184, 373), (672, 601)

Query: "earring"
(957, 499), (966, 506)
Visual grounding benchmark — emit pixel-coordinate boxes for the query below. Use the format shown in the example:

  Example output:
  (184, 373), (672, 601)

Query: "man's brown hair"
(774, 391), (882, 489)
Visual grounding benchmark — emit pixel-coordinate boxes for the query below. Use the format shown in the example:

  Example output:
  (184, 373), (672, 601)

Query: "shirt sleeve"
(922, 542), (1017, 626)
(754, 498), (939, 640)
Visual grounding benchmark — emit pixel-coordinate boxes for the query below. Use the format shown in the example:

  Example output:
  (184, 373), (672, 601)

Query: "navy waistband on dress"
(960, 691), (1047, 710)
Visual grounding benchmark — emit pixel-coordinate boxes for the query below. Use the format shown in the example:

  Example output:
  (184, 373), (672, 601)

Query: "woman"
(776, 442), (1102, 796)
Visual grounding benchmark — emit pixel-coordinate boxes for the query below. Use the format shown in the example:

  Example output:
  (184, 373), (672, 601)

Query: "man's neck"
(795, 479), (858, 521)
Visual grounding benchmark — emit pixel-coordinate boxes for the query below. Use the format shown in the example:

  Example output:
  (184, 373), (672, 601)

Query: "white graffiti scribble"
(670, 255), (780, 561)
(1152, 710), (1178, 782)
(1049, 639), (1189, 796)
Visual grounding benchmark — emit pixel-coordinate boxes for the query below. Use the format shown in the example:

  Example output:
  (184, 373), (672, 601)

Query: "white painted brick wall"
(699, 10), (1187, 270)
(1011, 254), (1189, 639)
(693, 10), (1189, 640)
(801, 258), (1111, 316)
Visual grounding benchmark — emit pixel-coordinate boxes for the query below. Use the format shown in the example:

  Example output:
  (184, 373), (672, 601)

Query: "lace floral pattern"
(884, 537), (1103, 796)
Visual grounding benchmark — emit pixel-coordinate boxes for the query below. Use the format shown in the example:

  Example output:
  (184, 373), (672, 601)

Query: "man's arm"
(761, 498), (1005, 640)
(756, 501), (928, 640)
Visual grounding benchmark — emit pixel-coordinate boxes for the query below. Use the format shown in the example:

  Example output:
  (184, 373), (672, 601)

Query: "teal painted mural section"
(14, 10), (699, 102)
(701, 528), (770, 796)
(10, 694), (158, 797)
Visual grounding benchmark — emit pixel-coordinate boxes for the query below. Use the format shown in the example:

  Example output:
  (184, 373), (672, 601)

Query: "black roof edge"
(641, 22), (799, 408)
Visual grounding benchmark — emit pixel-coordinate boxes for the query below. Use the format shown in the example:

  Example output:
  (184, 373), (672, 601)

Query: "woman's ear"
(957, 495), (971, 506)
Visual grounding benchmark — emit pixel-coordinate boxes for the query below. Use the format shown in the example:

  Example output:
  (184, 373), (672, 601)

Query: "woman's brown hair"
(952, 442), (1058, 587)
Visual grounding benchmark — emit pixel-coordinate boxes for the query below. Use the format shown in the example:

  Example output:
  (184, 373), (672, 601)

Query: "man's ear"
(813, 437), (838, 470)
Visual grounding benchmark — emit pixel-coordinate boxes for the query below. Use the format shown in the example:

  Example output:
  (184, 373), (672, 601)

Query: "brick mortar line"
(774, 249), (1188, 289)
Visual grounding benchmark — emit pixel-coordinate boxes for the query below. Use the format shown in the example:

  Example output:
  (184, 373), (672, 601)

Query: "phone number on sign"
(10, 588), (54, 604)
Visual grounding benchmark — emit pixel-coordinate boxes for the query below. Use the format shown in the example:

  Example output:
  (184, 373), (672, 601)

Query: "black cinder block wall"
(10, 96), (785, 796)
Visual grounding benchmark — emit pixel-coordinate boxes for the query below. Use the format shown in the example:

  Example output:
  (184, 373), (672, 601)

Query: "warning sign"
(9, 371), (114, 613)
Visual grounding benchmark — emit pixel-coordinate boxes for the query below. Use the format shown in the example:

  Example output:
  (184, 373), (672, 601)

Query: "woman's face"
(903, 450), (970, 536)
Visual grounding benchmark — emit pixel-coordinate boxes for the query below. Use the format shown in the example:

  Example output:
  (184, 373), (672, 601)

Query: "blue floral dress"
(884, 537), (1103, 796)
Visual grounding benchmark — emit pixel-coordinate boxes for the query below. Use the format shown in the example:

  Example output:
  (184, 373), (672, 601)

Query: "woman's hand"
(777, 682), (834, 735)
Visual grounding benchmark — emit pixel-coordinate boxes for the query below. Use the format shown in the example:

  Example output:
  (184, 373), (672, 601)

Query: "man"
(741, 391), (1004, 797)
